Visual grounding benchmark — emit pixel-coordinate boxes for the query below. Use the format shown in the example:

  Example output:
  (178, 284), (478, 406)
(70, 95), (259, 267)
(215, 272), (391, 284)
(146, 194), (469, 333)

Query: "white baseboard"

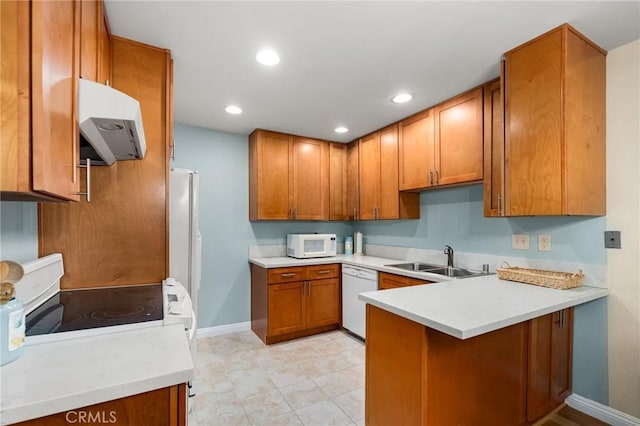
(566, 393), (640, 426)
(196, 321), (251, 338)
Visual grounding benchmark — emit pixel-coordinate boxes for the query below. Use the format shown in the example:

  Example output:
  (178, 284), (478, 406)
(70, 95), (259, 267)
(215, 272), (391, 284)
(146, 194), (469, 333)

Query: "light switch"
(604, 231), (622, 249)
(538, 235), (551, 252)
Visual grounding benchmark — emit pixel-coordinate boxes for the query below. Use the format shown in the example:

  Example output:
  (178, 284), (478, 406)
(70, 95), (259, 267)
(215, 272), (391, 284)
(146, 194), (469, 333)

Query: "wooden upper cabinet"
(329, 143), (349, 220)
(504, 24), (606, 216)
(79, 0), (98, 81)
(483, 77), (504, 217)
(39, 37), (173, 289)
(399, 109), (436, 190)
(359, 131), (381, 220)
(249, 130), (291, 220)
(435, 88), (484, 186)
(347, 141), (359, 220)
(79, 0), (111, 84)
(290, 137), (329, 220)
(249, 130), (329, 221)
(399, 89), (484, 191)
(359, 125), (419, 220)
(1, 0), (81, 202)
(97, 1), (112, 85)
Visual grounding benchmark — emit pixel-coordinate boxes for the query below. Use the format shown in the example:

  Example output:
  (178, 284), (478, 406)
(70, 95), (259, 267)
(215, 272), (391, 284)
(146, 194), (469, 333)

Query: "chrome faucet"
(444, 245), (454, 268)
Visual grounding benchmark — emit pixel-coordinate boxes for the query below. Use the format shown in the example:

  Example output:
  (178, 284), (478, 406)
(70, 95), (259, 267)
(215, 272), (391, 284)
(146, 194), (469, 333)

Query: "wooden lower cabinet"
(365, 305), (574, 425)
(527, 308), (574, 422)
(378, 271), (433, 289)
(15, 384), (187, 426)
(252, 264), (340, 344)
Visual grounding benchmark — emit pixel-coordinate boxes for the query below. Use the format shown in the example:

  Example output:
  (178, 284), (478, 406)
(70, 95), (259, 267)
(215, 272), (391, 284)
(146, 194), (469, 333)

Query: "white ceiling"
(104, 1), (640, 142)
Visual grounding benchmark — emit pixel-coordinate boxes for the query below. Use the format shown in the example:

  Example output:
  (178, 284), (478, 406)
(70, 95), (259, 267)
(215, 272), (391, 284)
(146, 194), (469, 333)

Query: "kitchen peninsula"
(250, 253), (607, 424)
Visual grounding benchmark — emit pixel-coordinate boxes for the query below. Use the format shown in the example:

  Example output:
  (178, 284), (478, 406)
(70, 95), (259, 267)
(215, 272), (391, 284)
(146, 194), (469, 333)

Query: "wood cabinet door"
(97, 1), (111, 85)
(306, 278), (340, 329)
(347, 141), (360, 220)
(435, 88), (484, 186)
(31, 0), (80, 201)
(290, 137), (329, 220)
(526, 309), (573, 422)
(251, 131), (291, 220)
(358, 132), (380, 220)
(329, 143), (348, 220)
(79, 0), (98, 81)
(378, 124), (400, 219)
(483, 77), (504, 217)
(505, 28), (563, 216)
(268, 282), (306, 336)
(14, 385), (186, 426)
(398, 109), (435, 190)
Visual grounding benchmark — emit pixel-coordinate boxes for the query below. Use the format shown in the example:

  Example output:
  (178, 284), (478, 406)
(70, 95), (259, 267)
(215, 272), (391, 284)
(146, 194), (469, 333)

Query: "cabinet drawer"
(306, 264), (340, 280)
(379, 272), (432, 290)
(268, 267), (306, 284)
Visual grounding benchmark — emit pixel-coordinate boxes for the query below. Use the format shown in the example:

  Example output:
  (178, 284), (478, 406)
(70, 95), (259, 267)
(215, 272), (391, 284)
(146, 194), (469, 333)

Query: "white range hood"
(78, 79), (146, 166)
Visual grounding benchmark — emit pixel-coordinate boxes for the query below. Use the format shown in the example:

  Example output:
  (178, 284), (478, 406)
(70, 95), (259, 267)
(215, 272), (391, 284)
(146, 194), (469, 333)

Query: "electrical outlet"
(538, 234), (552, 252)
(512, 234), (530, 250)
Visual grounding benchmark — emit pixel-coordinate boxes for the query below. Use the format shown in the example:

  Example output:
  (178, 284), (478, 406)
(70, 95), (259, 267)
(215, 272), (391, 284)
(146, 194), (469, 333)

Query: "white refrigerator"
(169, 168), (201, 406)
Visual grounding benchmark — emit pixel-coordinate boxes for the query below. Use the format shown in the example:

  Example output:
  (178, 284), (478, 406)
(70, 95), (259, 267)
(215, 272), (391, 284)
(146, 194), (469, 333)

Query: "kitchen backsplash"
(248, 243), (607, 288)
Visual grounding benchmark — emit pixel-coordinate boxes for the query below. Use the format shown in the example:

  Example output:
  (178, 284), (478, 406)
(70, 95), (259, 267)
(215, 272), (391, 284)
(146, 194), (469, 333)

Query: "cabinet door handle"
(497, 193), (502, 216)
(429, 170), (433, 186)
(293, 208), (297, 220)
(353, 208), (357, 221)
(435, 170), (439, 185)
(76, 159), (91, 202)
(307, 281), (311, 296)
(281, 273), (297, 278)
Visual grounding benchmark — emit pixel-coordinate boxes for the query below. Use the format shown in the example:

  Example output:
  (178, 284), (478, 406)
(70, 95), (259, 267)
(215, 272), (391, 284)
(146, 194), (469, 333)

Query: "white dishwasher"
(342, 265), (378, 339)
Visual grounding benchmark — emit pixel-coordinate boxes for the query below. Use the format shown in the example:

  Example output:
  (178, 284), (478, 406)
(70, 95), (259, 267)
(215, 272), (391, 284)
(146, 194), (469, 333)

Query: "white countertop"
(359, 275), (607, 339)
(0, 324), (193, 425)
(249, 254), (608, 340)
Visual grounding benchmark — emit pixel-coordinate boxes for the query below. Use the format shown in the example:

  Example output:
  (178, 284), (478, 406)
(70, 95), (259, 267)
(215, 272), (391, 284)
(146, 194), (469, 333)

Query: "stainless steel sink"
(424, 267), (485, 278)
(385, 263), (490, 279)
(385, 262), (444, 272)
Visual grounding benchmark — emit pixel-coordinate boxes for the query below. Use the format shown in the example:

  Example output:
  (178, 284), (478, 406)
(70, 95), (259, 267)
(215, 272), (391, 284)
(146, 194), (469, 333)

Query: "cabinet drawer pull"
(316, 270), (331, 274)
(76, 159), (91, 202)
(281, 273), (297, 278)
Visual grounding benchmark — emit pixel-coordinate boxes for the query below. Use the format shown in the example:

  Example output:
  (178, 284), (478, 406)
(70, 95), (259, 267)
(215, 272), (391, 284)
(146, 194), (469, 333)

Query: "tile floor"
(189, 330), (365, 426)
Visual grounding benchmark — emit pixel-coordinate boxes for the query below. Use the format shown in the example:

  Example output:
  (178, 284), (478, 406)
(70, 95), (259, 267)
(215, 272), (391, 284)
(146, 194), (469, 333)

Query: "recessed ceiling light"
(392, 93), (413, 104)
(225, 105), (242, 114)
(334, 126), (349, 134)
(256, 49), (280, 66)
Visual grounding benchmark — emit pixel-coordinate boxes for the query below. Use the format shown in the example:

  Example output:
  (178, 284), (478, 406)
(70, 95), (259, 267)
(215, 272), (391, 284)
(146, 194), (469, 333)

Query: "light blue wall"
(355, 185), (606, 265)
(171, 123), (352, 328)
(0, 202), (39, 263)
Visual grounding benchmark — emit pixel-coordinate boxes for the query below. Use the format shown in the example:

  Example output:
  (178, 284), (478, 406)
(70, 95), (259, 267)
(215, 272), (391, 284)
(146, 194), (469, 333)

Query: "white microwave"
(287, 234), (337, 259)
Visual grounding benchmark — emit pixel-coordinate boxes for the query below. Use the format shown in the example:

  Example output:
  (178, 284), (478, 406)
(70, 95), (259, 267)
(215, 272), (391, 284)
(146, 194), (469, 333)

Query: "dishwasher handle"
(342, 265), (378, 281)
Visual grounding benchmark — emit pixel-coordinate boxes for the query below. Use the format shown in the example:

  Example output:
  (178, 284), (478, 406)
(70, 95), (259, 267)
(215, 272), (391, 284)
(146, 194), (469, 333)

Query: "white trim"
(196, 321), (251, 338)
(566, 394), (640, 426)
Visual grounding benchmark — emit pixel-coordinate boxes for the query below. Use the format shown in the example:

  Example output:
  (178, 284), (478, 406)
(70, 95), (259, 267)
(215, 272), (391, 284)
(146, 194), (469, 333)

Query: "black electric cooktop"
(26, 284), (164, 337)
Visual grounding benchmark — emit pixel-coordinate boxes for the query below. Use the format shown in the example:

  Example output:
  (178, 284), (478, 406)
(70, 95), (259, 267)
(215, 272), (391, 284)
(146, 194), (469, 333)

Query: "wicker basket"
(496, 262), (584, 290)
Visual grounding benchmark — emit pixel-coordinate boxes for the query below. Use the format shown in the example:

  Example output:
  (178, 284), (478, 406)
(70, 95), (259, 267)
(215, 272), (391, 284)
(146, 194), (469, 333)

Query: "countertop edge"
(359, 286), (608, 340)
(1, 324), (194, 425)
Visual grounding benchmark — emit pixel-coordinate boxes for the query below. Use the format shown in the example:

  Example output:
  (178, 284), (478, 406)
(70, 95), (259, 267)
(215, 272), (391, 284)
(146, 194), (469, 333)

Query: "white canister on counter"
(354, 232), (363, 255)
(344, 237), (353, 255)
